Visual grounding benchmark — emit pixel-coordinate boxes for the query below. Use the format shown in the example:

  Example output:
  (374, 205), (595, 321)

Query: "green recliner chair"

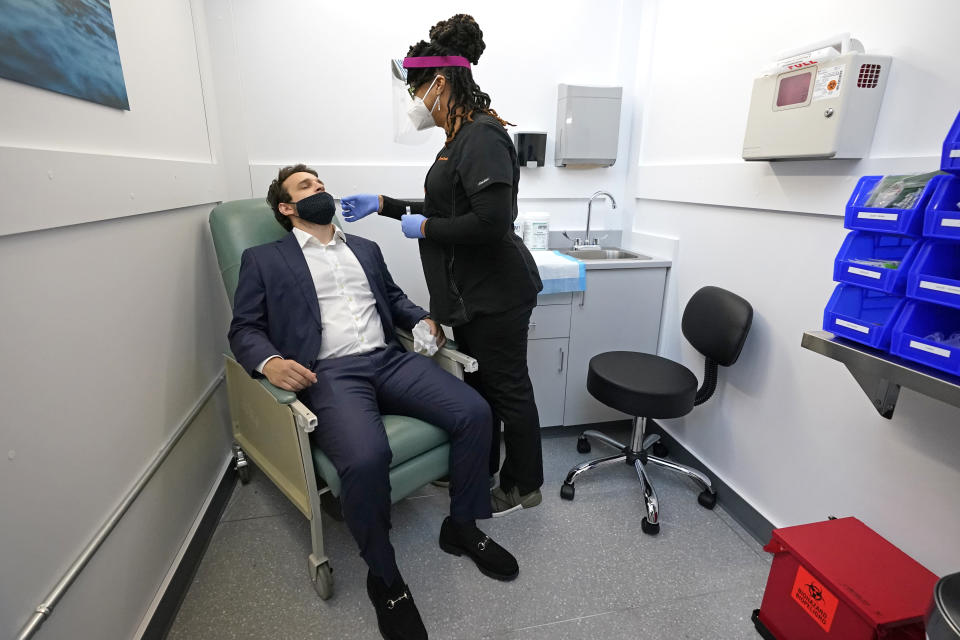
(208, 198), (478, 599)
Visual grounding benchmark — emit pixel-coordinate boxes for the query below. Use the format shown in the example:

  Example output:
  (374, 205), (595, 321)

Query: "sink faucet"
(584, 191), (616, 247)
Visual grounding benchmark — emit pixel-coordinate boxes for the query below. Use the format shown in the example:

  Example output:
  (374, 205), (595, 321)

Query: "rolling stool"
(560, 286), (753, 535)
(928, 572), (960, 639)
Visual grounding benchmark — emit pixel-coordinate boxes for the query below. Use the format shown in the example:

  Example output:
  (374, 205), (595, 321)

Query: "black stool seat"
(587, 351), (698, 419)
(929, 571), (960, 640)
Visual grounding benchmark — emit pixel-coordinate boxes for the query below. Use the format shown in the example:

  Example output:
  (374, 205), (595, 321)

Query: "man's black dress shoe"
(366, 571), (428, 640)
(438, 517), (519, 581)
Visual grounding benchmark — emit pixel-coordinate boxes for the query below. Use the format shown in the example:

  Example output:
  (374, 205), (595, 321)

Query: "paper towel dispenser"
(742, 34), (891, 160)
(555, 84), (622, 167)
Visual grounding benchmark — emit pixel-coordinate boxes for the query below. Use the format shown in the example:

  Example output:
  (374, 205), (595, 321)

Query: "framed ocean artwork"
(0, 0), (129, 109)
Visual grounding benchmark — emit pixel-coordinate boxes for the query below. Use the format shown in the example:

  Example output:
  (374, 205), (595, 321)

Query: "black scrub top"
(416, 114), (542, 326)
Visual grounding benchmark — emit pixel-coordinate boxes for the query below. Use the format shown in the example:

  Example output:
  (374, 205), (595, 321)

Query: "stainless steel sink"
(560, 247), (651, 261)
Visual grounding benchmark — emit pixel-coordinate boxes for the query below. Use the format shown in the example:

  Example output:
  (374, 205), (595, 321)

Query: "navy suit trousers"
(300, 346), (492, 584)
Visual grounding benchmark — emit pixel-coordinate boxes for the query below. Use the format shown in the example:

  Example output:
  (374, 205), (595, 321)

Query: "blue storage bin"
(844, 174), (947, 236)
(922, 175), (960, 240)
(942, 110), (960, 175)
(891, 301), (960, 376)
(906, 241), (960, 309)
(833, 231), (920, 294)
(823, 284), (906, 350)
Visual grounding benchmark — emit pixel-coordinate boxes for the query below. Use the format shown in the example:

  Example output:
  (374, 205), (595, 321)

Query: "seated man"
(228, 164), (518, 640)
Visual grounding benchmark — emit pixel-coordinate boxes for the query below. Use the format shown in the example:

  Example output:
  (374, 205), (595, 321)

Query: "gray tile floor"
(168, 426), (771, 640)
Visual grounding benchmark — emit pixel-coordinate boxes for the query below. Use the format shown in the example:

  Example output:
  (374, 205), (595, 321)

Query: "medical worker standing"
(342, 14), (544, 516)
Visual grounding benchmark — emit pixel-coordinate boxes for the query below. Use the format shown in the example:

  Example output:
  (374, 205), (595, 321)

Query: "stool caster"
(560, 482), (575, 501)
(641, 518), (660, 535)
(651, 441), (669, 458)
(697, 489), (717, 509)
(576, 436), (591, 454)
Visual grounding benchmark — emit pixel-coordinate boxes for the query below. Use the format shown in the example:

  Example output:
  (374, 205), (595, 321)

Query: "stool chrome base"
(561, 417), (716, 534)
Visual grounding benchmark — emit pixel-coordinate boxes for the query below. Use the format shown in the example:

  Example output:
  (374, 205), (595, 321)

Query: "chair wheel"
(698, 489), (717, 509)
(651, 441), (669, 457)
(234, 447), (251, 484)
(641, 519), (660, 535)
(560, 483), (575, 501)
(311, 562), (334, 600)
(576, 436), (591, 454)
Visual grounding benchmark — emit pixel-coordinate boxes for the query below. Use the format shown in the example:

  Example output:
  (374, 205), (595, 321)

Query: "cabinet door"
(563, 267), (667, 426)
(526, 337), (569, 428)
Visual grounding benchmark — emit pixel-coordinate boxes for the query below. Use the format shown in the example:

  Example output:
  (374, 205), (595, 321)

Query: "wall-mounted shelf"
(801, 330), (960, 418)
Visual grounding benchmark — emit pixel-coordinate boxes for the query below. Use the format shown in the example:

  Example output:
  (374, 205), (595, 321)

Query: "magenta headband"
(402, 56), (471, 70)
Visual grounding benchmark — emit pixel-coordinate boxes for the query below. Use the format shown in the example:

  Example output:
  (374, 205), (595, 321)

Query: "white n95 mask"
(406, 75), (441, 131)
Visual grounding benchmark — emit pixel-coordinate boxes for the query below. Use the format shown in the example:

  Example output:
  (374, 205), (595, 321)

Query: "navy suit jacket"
(228, 231), (428, 376)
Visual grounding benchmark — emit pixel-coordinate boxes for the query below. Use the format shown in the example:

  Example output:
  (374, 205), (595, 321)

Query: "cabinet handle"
(579, 290), (586, 308)
(529, 321), (536, 332)
(558, 348), (565, 372)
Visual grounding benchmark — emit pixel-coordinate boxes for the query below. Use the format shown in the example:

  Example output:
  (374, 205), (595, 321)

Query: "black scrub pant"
(453, 303), (544, 495)
(301, 346), (493, 585)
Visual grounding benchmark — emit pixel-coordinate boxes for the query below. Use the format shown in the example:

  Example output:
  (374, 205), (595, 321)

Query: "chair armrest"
(225, 350), (298, 404)
(395, 328), (478, 374)
(258, 378), (298, 405)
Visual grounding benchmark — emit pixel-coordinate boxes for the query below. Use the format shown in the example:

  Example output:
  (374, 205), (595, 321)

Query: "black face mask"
(293, 191), (336, 225)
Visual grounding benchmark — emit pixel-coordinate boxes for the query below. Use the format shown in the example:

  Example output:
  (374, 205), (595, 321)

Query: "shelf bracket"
(845, 366), (901, 418)
(801, 330), (960, 420)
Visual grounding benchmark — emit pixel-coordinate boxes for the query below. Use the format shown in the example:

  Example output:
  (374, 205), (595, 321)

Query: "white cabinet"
(525, 296), (572, 428)
(562, 267), (667, 425)
(524, 267), (668, 428)
(527, 338), (569, 427)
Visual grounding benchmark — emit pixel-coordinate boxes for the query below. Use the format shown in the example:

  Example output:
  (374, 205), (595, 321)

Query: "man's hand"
(262, 357), (318, 392)
(423, 317), (447, 349)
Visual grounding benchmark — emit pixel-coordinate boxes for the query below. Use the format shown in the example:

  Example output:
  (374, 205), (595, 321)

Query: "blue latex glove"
(340, 193), (379, 222)
(401, 213), (427, 239)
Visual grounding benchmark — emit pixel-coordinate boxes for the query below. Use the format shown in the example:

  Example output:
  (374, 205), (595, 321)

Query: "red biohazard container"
(752, 517), (938, 640)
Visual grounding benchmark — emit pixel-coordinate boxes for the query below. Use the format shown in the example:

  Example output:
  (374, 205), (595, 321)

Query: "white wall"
(0, 0), (237, 637)
(228, 0), (642, 308)
(630, 0), (960, 574)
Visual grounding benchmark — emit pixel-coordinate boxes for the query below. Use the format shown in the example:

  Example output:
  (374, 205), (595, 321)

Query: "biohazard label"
(791, 565), (839, 632)
(813, 64), (843, 102)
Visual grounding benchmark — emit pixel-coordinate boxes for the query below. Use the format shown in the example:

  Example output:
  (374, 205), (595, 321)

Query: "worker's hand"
(340, 194), (381, 222)
(422, 317), (447, 349)
(262, 357), (318, 392)
(401, 213), (427, 239)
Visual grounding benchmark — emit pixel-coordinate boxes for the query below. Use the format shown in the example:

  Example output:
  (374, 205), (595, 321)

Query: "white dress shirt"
(257, 226), (388, 372)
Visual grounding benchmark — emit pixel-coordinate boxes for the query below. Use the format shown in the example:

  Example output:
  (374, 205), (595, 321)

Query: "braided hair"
(406, 14), (514, 143)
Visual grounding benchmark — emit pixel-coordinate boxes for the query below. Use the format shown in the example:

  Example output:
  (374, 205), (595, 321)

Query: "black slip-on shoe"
(438, 516), (519, 581)
(365, 571), (428, 640)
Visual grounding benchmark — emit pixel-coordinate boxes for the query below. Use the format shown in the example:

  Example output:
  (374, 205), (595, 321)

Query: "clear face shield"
(391, 58), (432, 145)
